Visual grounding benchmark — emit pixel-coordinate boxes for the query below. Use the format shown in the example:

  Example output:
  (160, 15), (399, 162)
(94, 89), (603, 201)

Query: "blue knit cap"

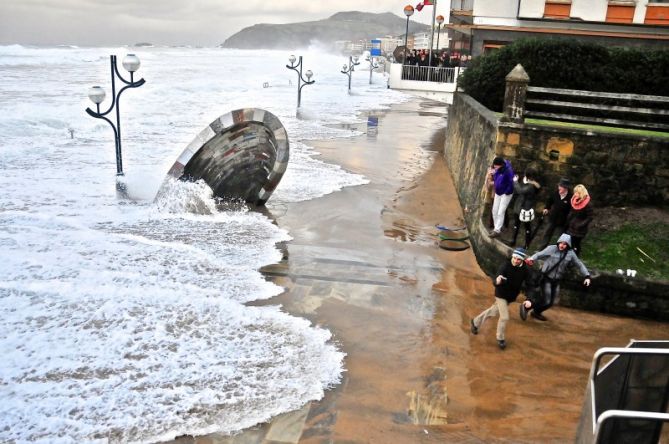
(512, 247), (527, 260)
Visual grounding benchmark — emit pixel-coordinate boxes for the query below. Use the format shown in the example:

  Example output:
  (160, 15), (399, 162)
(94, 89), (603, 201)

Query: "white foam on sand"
(0, 45), (409, 442)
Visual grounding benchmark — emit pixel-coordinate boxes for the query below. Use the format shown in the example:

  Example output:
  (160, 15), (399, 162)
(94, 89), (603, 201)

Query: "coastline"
(167, 98), (669, 443)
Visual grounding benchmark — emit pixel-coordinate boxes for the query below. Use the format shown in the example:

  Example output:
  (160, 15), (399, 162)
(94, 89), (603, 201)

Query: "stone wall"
(497, 123), (669, 206)
(443, 92), (669, 321)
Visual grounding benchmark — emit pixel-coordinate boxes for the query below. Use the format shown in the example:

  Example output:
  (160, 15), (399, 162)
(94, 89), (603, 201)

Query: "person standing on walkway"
(509, 167), (541, 249)
(470, 247), (529, 350)
(567, 184), (593, 256)
(489, 156), (514, 238)
(539, 177), (572, 250)
(521, 233), (591, 322)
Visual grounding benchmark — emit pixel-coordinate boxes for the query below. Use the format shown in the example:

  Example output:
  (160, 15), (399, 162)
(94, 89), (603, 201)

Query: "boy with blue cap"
(471, 247), (529, 350)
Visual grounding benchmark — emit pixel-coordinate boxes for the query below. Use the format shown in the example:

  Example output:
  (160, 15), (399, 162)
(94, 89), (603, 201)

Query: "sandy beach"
(170, 98), (669, 444)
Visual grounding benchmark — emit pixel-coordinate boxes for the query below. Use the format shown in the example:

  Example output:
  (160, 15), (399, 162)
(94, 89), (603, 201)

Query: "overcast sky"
(0, 0), (449, 47)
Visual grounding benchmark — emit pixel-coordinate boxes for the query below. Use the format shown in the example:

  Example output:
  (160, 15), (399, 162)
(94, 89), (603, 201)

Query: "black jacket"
(494, 261), (529, 303)
(545, 190), (572, 225)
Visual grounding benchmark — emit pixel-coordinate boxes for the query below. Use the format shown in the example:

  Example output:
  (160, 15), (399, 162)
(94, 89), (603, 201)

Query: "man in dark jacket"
(538, 177), (572, 250)
(470, 248), (529, 350)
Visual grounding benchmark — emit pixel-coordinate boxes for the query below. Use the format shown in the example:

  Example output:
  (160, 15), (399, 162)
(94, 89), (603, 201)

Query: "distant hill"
(221, 11), (431, 50)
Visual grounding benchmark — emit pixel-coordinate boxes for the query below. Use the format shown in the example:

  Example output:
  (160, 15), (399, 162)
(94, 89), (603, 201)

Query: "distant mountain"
(221, 11), (431, 50)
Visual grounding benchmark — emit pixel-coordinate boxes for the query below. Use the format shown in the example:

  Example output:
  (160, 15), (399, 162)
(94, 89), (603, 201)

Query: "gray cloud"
(0, 0), (444, 46)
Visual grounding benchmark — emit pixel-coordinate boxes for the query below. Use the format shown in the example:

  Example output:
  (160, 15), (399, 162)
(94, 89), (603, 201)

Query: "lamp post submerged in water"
(366, 56), (383, 84)
(285, 55), (314, 108)
(340, 55), (360, 93)
(85, 54), (145, 192)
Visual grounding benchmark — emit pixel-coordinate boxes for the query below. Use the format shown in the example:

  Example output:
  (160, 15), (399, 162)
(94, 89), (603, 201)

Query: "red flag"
(415, 0), (433, 11)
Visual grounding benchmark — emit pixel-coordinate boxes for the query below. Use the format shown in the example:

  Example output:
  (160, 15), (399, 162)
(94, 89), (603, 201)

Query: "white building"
(449, 0), (669, 56)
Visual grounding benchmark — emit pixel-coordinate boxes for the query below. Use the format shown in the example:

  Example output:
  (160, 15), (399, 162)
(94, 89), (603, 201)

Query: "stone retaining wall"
(443, 92), (669, 321)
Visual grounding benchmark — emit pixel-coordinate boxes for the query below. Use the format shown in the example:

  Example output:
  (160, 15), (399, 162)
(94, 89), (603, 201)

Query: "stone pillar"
(500, 64), (530, 124)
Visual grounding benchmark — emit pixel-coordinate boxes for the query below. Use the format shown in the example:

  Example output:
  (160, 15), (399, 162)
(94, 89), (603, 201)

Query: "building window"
(544, 1), (572, 19)
(606, 1), (635, 23)
(646, 2), (669, 24)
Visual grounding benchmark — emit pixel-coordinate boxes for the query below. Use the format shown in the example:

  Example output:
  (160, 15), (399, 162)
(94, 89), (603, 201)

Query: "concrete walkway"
(167, 99), (669, 444)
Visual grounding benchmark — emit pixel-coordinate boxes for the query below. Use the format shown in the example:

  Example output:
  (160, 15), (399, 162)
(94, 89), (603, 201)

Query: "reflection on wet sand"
(166, 99), (669, 444)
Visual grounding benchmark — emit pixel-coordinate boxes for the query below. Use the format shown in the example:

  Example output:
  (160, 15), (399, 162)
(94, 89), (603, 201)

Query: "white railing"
(401, 65), (457, 84)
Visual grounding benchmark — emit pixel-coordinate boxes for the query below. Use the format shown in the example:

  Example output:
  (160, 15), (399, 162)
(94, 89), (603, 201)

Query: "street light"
(403, 5), (414, 65)
(435, 15), (445, 54)
(85, 54), (145, 188)
(285, 55), (315, 108)
(365, 56), (383, 84)
(340, 55), (360, 93)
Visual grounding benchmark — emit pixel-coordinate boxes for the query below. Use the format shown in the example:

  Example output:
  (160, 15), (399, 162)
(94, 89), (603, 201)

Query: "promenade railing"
(401, 65), (458, 83)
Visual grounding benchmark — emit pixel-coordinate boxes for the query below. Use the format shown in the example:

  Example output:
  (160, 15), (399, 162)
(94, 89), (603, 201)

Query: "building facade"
(449, 0), (669, 56)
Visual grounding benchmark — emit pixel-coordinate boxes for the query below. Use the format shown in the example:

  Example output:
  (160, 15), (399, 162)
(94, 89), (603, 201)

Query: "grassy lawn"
(494, 113), (669, 139)
(581, 223), (669, 282)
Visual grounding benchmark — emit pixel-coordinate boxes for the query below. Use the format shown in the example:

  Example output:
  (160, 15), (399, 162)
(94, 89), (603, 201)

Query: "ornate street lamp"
(365, 56), (383, 84)
(85, 54), (145, 188)
(435, 15), (445, 53)
(285, 55), (315, 108)
(340, 55), (360, 93)
(403, 5), (415, 65)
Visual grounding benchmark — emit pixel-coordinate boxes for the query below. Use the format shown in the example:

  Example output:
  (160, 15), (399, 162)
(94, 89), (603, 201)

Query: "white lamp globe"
(122, 54), (141, 73)
(88, 86), (106, 104)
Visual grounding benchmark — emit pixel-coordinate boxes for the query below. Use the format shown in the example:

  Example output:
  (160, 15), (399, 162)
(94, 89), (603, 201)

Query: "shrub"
(459, 38), (669, 111)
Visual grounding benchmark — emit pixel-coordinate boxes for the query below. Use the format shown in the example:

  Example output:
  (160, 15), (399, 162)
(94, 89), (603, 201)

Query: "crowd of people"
(403, 49), (471, 68)
(471, 156), (594, 349)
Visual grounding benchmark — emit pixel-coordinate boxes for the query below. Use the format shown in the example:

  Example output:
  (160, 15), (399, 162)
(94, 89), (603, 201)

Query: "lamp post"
(85, 54), (145, 186)
(435, 15), (445, 54)
(366, 56), (383, 84)
(285, 55), (314, 108)
(403, 5), (414, 65)
(340, 55), (360, 93)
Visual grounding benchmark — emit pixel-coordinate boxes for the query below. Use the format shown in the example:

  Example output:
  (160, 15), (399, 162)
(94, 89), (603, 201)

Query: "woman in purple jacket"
(489, 156), (514, 238)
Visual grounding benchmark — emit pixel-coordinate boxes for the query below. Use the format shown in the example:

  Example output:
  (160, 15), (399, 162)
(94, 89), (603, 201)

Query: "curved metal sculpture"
(162, 108), (289, 206)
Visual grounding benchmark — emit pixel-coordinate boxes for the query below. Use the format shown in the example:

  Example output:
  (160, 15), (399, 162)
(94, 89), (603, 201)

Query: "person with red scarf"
(566, 184), (593, 256)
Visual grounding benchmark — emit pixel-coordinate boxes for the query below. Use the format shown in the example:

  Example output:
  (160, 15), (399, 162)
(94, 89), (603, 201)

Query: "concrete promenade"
(169, 99), (669, 444)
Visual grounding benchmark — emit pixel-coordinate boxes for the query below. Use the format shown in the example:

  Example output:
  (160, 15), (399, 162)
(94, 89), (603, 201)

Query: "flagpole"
(427, 0), (437, 81)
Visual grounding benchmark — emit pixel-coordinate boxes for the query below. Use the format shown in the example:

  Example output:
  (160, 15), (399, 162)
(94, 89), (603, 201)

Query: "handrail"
(586, 347), (669, 434)
(527, 86), (669, 104)
(593, 410), (669, 443)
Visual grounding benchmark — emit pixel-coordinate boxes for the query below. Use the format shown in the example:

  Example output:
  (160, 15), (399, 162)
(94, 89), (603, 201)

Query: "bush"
(459, 38), (669, 111)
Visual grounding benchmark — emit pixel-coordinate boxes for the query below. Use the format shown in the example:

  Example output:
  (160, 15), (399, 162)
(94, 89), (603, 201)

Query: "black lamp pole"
(285, 55), (315, 108)
(340, 55), (360, 93)
(85, 54), (145, 181)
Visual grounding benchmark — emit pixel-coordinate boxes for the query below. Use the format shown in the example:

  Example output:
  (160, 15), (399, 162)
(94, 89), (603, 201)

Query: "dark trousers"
(570, 235), (583, 256)
(534, 278), (560, 315)
(540, 221), (566, 250)
(512, 215), (533, 248)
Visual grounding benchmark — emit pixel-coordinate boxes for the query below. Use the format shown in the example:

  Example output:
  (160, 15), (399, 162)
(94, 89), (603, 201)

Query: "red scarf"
(571, 194), (590, 210)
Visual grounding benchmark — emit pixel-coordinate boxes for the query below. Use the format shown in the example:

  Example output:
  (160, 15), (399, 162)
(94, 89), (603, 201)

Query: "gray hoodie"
(529, 233), (590, 280)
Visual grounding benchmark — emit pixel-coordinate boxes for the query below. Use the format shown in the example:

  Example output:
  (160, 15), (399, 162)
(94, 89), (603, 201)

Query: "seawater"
(0, 45), (410, 443)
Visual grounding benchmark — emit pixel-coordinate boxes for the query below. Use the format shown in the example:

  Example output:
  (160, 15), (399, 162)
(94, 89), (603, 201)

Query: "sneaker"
(519, 302), (529, 321)
(489, 231), (501, 238)
(497, 339), (507, 350)
(531, 311), (548, 321)
(470, 319), (478, 335)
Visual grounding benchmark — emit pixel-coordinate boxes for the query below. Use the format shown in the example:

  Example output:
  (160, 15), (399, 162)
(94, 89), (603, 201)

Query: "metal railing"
(401, 65), (458, 83)
(576, 342), (669, 444)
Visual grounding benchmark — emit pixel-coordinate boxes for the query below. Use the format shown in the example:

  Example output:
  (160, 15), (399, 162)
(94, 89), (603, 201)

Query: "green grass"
(581, 223), (669, 281)
(525, 118), (669, 139)
(494, 113), (669, 139)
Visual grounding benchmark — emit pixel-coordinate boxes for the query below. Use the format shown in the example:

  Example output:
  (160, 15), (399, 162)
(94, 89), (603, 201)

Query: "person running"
(489, 156), (514, 238)
(470, 247), (529, 350)
(521, 233), (591, 322)
(539, 177), (572, 250)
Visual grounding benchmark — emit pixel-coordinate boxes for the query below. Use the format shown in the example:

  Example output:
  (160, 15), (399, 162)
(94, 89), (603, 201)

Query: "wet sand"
(172, 99), (669, 444)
